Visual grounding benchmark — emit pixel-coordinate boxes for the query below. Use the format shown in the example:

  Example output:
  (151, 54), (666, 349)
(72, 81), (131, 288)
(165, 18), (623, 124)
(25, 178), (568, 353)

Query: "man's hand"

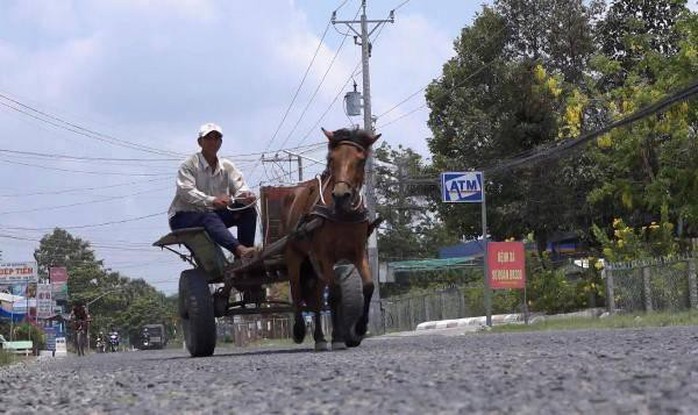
(234, 244), (258, 259)
(212, 194), (232, 209)
(238, 191), (257, 205)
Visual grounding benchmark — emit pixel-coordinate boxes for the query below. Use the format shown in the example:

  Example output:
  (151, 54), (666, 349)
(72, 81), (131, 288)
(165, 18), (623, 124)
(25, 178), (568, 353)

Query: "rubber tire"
(179, 269), (216, 357)
(334, 261), (364, 347)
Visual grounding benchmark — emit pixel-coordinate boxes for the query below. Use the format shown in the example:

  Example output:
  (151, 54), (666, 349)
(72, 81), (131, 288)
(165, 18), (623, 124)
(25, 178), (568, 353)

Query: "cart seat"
(153, 227), (229, 282)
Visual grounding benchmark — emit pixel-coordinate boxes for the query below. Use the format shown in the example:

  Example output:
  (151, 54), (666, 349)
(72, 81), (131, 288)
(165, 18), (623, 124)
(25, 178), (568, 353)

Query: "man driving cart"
(168, 122), (259, 260)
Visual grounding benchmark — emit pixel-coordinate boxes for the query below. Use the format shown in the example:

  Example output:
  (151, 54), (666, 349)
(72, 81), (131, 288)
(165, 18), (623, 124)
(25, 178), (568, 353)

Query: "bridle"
(317, 140), (367, 212)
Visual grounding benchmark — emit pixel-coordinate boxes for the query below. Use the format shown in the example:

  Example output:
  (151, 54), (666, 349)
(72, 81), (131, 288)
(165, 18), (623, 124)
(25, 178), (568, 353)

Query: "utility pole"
(333, 1), (394, 335)
(261, 153), (304, 182)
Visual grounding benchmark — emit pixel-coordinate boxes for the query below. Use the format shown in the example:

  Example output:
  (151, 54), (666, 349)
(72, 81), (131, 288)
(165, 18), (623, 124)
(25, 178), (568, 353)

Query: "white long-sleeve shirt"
(168, 153), (250, 218)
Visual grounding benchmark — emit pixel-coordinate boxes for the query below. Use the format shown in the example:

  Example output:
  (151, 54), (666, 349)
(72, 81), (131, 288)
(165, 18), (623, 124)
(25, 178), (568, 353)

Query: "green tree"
(597, 0), (688, 89)
(34, 228), (103, 282)
(426, 1), (601, 253)
(588, 3), (698, 237)
(374, 142), (459, 261)
(33, 228), (177, 345)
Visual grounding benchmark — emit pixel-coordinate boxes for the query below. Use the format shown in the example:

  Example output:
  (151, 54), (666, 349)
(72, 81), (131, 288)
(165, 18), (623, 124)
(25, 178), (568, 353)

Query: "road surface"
(1, 325), (697, 414)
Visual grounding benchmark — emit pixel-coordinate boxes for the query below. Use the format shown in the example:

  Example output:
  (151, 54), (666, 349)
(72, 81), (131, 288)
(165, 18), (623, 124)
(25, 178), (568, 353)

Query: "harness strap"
(310, 205), (369, 224)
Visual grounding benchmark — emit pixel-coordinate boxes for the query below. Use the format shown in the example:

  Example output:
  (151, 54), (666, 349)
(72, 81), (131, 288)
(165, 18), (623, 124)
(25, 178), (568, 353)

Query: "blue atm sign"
(441, 171), (483, 203)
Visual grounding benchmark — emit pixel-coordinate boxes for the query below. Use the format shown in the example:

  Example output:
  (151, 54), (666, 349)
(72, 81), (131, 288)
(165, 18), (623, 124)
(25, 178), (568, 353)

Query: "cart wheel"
(179, 269), (216, 357)
(334, 260), (364, 348)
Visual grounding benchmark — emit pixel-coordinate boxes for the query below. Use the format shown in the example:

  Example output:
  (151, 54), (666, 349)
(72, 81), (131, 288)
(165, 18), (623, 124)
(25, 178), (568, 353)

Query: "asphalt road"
(2, 325), (697, 414)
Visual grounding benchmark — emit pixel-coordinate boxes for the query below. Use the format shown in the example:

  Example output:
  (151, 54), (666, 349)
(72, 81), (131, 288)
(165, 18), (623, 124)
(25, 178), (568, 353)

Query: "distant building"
(439, 231), (586, 262)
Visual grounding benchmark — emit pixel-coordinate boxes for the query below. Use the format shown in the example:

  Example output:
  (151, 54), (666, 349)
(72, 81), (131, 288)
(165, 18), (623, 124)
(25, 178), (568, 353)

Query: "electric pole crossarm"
(282, 150), (322, 165)
(337, 23), (362, 37)
(334, 19), (393, 24)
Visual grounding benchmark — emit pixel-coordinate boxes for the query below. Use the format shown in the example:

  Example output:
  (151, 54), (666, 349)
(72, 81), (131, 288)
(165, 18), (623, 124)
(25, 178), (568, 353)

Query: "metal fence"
(217, 317), (292, 347)
(380, 286), (474, 332)
(605, 255), (698, 313)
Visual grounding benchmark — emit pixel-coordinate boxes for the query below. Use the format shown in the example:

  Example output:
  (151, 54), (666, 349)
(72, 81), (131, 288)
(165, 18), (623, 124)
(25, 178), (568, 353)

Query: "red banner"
(50, 267), (68, 283)
(50, 267), (69, 300)
(487, 242), (526, 290)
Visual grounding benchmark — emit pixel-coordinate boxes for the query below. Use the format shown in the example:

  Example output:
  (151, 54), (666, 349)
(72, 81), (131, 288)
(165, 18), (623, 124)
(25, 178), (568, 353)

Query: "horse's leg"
(310, 281), (328, 351)
(328, 281), (346, 350)
(355, 254), (374, 337)
(286, 252), (306, 344)
(78, 332), (84, 356)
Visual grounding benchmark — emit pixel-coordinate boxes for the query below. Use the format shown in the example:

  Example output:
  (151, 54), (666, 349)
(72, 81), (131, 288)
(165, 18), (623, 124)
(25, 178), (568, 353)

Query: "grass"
(0, 349), (15, 366)
(491, 310), (698, 333)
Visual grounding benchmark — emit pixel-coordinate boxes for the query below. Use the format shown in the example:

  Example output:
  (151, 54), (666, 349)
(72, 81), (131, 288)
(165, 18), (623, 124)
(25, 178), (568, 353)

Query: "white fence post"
(603, 267), (615, 313)
(642, 266), (652, 312)
(688, 258), (698, 309)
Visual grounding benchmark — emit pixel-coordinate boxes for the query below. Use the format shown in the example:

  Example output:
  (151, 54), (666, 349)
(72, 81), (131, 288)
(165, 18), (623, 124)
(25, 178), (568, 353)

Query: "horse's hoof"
(314, 341), (328, 352)
(331, 342), (347, 351)
(293, 322), (306, 344)
(345, 338), (362, 348)
(355, 317), (368, 337)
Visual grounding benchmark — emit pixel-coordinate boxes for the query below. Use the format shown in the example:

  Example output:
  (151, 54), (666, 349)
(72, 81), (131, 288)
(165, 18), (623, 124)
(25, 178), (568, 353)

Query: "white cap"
(198, 122), (223, 138)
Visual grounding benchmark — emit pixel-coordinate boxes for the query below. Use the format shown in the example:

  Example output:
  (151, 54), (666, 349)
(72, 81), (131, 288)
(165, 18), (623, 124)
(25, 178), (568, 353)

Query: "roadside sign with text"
(487, 242), (526, 290)
(0, 262), (38, 284)
(36, 284), (53, 319)
(441, 171), (483, 203)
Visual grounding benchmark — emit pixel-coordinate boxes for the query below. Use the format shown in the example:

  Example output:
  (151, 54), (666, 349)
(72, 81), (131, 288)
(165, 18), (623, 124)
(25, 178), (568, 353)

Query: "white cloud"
(0, 1), (483, 292)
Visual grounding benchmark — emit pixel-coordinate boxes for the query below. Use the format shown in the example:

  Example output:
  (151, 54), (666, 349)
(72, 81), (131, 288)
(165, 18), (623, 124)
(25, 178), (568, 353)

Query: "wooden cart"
(154, 186), (363, 357)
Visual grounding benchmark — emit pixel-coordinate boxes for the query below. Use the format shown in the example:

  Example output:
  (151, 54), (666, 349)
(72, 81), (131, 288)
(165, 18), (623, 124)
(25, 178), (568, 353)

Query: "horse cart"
(154, 128), (382, 357)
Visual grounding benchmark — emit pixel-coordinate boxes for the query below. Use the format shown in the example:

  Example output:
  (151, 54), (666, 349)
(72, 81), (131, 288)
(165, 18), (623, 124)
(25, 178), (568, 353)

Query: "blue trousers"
(169, 203), (257, 256)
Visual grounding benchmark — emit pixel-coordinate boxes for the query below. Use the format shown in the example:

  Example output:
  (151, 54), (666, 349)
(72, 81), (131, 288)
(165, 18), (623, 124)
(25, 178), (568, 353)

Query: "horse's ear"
(366, 133), (381, 146)
(321, 127), (334, 141)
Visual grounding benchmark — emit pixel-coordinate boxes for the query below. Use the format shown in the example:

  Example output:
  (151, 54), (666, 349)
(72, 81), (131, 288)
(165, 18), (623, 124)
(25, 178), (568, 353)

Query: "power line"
(0, 186), (171, 215)
(375, 22), (507, 124)
(377, 59), (498, 129)
(0, 211), (164, 231)
(0, 177), (171, 198)
(297, 64), (363, 147)
(0, 148), (180, 162)
(0, 93), (183, 158)
(393, 0), (412, 11)
(296, 5), (393, 146)
(0, 142), (321, 167)
(254, 0), (359, 181)
(483, 79), (698, 174)
(266, 21), (333, 152)
(0, 156), (172, 177)
(397, 79), (698, 180)
(275, 3), (362, 153)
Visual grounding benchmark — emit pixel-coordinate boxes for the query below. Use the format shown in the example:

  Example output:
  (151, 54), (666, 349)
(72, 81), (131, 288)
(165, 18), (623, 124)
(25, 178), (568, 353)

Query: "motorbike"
(95, 337), (106, 353)
(108, 332), (120, 352)
(141, 335), (150, 350)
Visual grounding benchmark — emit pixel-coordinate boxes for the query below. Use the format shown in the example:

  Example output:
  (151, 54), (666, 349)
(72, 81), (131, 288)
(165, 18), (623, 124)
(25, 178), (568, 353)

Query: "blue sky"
(0, 0), (490, 294)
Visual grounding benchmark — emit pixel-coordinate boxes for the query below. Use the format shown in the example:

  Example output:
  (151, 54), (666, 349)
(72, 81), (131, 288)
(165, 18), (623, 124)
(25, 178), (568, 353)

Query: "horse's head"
(322, 127), (381, 213)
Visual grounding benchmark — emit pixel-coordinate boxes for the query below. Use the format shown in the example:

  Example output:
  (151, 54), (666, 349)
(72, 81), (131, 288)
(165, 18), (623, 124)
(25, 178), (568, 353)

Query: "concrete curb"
(414, 308), (606, 332)
(415, 313), (526, 331)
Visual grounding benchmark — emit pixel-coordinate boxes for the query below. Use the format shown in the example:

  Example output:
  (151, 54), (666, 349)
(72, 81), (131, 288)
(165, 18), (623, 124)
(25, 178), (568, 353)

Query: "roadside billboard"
(0, 262), (38, 284)
(487, 242), (526, 290)
(50, 267), (69, 300)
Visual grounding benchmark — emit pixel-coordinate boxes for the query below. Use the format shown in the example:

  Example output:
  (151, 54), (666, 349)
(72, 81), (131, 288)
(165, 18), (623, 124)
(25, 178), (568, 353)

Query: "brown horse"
(283, 127), (380, 351)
